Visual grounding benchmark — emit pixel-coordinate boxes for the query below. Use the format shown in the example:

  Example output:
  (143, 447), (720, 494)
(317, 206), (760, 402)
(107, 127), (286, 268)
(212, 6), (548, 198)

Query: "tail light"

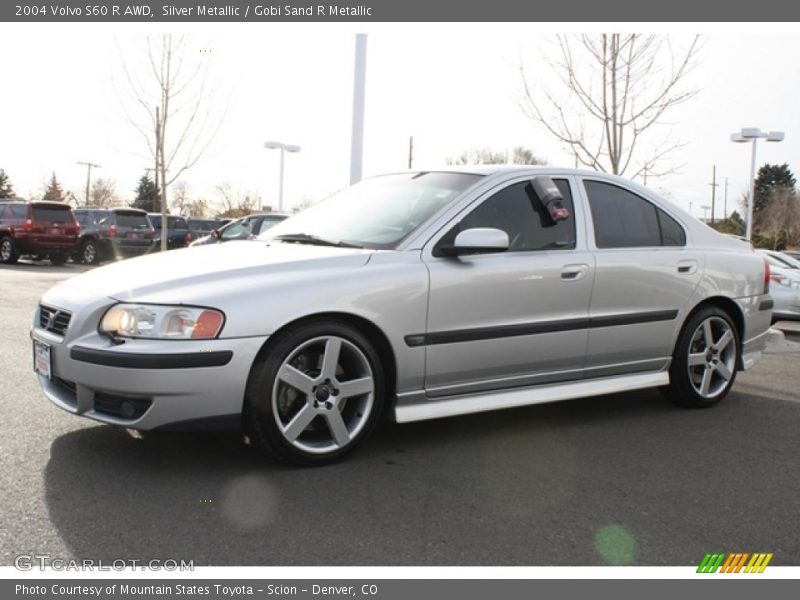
(185, 232), (193, 244)
(147, 228), (155, 238)
(107, 224), (117, 237)
(22, 218), (32, 233)
(763, 258), (771, 294)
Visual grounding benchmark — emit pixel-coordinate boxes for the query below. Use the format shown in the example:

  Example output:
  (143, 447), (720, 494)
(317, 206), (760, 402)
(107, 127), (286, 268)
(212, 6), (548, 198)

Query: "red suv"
(0, 201), (80, 265)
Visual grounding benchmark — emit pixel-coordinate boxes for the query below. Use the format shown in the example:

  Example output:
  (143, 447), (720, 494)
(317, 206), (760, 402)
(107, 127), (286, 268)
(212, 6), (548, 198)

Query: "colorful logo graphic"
(697, 552), (773, 573)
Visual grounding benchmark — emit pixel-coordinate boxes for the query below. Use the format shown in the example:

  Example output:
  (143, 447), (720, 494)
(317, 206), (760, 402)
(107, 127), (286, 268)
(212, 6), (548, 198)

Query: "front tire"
(0, 236), (19, 264)
(244, 320), (385, 466)
(661, 306), (739, 408)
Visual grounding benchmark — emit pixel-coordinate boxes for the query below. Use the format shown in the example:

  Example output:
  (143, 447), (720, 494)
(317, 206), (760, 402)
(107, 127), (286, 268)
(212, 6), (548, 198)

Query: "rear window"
(167, 216), (189, 229)
(114, 213), (150, 228)
(32, 206), (73, 223)
(149, 216), (188, 229)
(4, 204), (28, 218)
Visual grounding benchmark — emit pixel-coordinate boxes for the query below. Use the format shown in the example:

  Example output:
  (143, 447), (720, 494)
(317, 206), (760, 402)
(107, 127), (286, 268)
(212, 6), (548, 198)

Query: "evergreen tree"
(42, 172), (65, 202)
(131, 174), (160, 212)
(754, 163), (796, 216)
(0, 169), (15, 199)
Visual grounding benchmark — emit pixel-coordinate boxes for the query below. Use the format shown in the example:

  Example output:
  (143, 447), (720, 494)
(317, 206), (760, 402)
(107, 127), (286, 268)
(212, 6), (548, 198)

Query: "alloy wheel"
(271, 335), (375, 454)
(0, 239), (11, 262)
(687, 316), (737, 399)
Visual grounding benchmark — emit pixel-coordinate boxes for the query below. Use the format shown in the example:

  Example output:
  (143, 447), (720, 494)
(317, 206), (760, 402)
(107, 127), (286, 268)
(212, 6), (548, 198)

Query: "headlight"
(99, 304), (225, 340)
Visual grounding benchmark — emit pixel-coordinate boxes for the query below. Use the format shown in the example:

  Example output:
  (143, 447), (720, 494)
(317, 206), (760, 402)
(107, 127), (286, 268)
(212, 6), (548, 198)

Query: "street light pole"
(264, 141), (301, 212)
(731, 127), (785, 241)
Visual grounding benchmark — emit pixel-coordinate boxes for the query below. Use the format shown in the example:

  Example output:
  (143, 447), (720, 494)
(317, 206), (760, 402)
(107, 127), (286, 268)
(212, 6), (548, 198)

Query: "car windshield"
(258, 172), (483, 249)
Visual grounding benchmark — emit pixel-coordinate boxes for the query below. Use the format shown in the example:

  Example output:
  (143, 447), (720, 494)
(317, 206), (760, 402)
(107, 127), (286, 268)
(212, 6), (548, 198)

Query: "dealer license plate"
(33, 339), (52, 379)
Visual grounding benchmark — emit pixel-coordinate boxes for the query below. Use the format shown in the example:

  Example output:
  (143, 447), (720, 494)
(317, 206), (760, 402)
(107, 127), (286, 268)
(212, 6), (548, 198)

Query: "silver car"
(31, 167), (773, 465)
(756, 250), (800, 320)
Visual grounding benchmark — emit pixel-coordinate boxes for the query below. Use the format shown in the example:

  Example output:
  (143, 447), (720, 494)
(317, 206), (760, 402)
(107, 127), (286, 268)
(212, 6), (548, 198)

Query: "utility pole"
(723, 178), (729, 219)
(701, 205), (711, 222)
(643, 166), (648, 186)
(408, 136), (414, 169)
(708, 165), (719, 224)
(77, 161), (100, 208)
(688, 201), (693, 216)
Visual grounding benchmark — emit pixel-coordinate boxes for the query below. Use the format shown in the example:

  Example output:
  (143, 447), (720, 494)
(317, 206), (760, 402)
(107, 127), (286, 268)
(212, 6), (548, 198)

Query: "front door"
(422, 176), (594, 397)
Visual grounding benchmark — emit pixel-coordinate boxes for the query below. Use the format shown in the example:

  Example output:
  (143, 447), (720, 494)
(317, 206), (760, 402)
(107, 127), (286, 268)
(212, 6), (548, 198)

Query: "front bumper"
(32, 306), (267, 430)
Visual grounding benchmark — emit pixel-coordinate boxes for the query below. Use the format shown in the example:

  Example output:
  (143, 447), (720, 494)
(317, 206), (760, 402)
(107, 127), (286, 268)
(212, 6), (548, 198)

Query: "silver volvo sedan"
(32, 167), (774, 465)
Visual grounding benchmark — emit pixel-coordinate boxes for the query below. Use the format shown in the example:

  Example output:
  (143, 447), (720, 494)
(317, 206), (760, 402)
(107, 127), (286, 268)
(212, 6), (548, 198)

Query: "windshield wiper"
(273, 233), (363, 249)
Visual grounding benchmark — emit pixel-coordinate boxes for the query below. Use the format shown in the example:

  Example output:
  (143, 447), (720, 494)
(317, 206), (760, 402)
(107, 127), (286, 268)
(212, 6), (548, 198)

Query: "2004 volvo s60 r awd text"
(32, 167), (774, 465)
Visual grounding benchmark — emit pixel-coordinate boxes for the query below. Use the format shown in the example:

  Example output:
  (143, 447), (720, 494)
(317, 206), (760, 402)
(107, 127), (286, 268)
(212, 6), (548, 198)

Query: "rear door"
(580, 178), (702, 376)
(421, 175), (594, 397)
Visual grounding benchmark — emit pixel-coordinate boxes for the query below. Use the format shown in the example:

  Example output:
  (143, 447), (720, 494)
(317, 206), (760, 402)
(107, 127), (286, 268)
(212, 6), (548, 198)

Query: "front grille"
(93, 393), (152, 420)
(39, 305), (71, 336)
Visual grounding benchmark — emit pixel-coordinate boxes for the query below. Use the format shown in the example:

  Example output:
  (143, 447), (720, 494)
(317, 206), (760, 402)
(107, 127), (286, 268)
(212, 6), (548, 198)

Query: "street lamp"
(264, 141), (301, 212)
(730, 127), (785, 240)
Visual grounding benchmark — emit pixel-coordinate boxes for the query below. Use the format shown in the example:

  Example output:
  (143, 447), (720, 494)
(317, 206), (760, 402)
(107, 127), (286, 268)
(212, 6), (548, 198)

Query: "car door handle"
(677, 260), (698, 274)
(561, 264), (589, 281)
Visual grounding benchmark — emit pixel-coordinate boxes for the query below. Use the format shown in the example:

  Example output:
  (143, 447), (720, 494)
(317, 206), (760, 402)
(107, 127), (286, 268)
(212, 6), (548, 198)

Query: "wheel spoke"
(700, 367), (713, 396)
(320, 338), (342, 380)
(715, 361), (732, 382)
(337, 376), (373, 399)
(278, 364), (314, 394)
(688, 353), (706, 367)
(325, 410), (350, 447)
(715, 329), (733, 352)
(282, 404), (316, 441)
(703, 320), (714, 348)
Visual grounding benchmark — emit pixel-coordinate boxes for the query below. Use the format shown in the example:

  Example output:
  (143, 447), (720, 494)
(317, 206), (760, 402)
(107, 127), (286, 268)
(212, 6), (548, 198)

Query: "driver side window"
(438, 178), (576, 253)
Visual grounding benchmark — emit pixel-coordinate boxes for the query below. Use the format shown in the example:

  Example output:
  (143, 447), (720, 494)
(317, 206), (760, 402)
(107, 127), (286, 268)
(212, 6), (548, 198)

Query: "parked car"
(32, 167), (773, 466)
(782, 250), (800, 261)
(147, 213), (193, 250)
(188, 217), (225, 239)
(190, 213), (289, 247)
(756, 248), (800, 271)
(0, 200), (80, 265)
(756, 251), (800, 320)
(73, 208), (156, 264)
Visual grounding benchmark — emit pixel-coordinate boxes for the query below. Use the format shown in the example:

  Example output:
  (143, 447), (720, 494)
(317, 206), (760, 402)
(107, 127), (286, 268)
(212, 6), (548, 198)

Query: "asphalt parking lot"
(1, 261), (799, 567)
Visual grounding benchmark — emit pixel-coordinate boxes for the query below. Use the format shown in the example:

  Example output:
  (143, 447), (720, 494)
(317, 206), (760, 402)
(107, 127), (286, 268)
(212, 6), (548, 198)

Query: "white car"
(31, 167), (774, 465)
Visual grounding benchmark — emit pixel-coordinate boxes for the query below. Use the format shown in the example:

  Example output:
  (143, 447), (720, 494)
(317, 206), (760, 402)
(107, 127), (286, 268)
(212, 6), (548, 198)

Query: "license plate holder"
(33, 339), (52, 380)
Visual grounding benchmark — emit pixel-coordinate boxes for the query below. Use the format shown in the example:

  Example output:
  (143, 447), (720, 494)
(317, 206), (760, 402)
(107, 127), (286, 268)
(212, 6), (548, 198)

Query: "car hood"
(53, 241), (374, 303)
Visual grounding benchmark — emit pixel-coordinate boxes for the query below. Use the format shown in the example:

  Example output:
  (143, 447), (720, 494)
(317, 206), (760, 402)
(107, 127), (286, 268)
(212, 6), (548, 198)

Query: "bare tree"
(184, 198), (210, 217)
(89, 178), (122, 208)
(215, 183), (256, 219)
(520, 34), (702, 179)
(116, 34), (224, 247)
(169, 180), (190, 214)
(447, 146), (545, 166)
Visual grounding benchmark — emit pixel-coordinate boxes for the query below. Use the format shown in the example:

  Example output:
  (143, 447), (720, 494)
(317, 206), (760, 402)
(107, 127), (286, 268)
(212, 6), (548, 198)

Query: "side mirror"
(211, 229), (220, 238)
(439, 227), (509, 257)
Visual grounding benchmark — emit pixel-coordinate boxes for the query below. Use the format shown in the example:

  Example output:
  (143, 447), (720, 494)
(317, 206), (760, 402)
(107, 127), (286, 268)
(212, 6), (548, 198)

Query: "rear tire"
(244, 320), (385, 466)
(661, 306), (739, 408)
(80, 239), (100, 265)
(0, 236), (19, 264)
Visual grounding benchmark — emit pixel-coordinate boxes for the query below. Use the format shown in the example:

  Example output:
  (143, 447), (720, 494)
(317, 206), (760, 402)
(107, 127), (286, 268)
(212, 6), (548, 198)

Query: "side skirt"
(394, 371), (670, 423)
